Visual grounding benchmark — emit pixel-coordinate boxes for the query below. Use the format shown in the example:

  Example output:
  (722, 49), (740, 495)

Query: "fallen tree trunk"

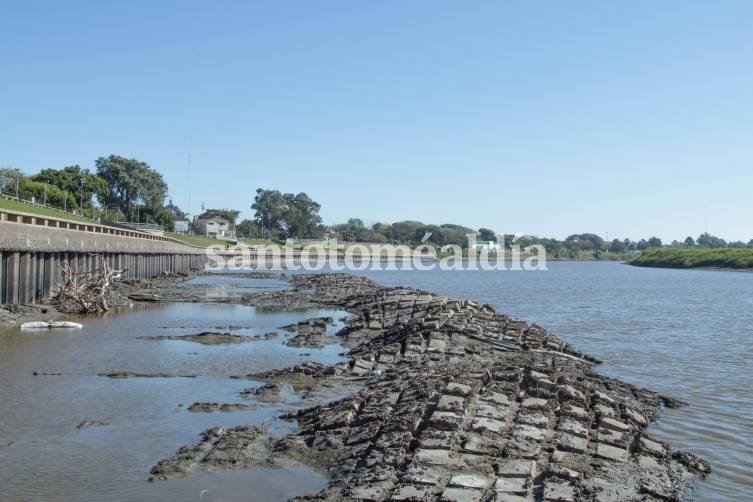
(52, 257), (120, 314)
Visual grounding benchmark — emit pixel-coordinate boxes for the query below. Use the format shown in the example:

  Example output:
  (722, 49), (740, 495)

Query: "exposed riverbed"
(0, 263), (749, 501)
(0, 275), (349, 501)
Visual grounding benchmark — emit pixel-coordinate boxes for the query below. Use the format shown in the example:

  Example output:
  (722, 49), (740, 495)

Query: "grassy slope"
(0, 198), (93, 223)
(163, 233), (240, 248)
(631, 248), (753, 270)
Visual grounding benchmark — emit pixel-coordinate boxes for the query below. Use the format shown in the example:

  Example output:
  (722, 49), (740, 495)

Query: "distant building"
(192, 215), (235, 239)
(174, 220), (189, 234)
(473, 240), (501, 253)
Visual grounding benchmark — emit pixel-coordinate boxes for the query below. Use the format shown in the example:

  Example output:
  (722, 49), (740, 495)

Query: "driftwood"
(52, 257), (120, 314)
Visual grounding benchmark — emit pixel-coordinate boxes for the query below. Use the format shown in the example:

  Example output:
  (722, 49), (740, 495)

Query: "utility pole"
(261, 213), (265, 241)
(44, 183), (48, 205)
(15, 168), (20, 198)
(79, 177), (84, 215)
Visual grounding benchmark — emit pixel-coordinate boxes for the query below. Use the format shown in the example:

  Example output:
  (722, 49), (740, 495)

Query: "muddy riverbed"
(0, 270), (712, 501)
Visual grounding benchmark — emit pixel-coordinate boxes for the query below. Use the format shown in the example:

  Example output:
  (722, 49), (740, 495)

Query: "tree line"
(1, 156), (187, 230)
(3, 159), (750, 253)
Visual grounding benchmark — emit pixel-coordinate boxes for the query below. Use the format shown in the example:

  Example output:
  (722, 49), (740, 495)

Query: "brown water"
(0, 275), (348, 501)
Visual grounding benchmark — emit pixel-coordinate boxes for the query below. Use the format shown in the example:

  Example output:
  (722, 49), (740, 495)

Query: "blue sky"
(1, 1), (751, 242)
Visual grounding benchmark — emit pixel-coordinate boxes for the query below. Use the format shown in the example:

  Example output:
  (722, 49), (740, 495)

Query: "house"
(473, 240), (501, 253)
(192, 215), (235, 239)
(174, 220), (189, 234)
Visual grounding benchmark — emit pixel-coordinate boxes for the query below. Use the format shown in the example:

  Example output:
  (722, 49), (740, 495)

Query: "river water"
(0, 262), (751, 500)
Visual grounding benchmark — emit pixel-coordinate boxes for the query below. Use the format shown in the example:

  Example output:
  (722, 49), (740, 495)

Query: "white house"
(473, 240), (501, 253)
(193, 215), (235, 239)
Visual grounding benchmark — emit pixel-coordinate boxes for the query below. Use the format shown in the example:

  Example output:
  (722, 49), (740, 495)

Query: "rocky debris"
(127, 292), (164, 302)
(151, 273), (708, 500)
(187, 402), (254, 412)
(283, 317), (335, 349)
(148, 425), (269, 481)
(139, 331), (254, 344)
(76, 420), (110, 429)
(233, 361), (342, 383)
(241, 382), (287, 400)
(98, 371), (197, 379)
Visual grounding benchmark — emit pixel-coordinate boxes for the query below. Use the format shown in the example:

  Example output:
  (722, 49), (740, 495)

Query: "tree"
(251, 188), (322, 239)
(565, 233), (606, 254)
(236, 219), (261, 239)
(283, 192), (322, 238)
(0, 168), (21, 195)
(647, 236), (663, 248)
(165, 199), (188, 221)
(31, 165), (107, 213)
(608, 238), (627, 253)
(19, 178), (76, 210)
(96, 155), (168, 221)
(684, 236), (695, 247)
(696, 232), (726, 248)
(477, 228), (497, 242)
(251, 188), (286, 235)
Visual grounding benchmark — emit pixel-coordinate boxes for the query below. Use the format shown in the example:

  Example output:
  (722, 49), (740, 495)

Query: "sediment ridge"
(150, 273), (708, 501)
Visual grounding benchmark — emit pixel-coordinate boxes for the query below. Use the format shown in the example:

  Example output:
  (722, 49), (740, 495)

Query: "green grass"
(164, 233), (238, 248)
(631, 248), (753, 270)
(0, 197), (93, 223)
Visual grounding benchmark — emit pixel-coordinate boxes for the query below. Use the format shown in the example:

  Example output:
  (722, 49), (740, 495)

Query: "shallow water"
(0, 274), (346, 501)
(348, 261), (753, 501)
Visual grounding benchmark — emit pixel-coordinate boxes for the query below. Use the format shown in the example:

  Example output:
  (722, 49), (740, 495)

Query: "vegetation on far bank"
(631, 248), (753, 270)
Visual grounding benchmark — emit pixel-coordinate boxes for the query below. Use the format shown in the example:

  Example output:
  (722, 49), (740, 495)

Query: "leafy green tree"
(283, 192), (322, 238)
(608, 238), (627, 253)
(31, 165), (107, 213)
(251, 188), (322, 238)
(251, 188), (286, 235)
(647, 236), (663, 248)
(696, 232), (727, 248)
(236, 219), (261, 239)
(477, 228), (497, 242)
(684, 236), (695, 247)
(565, 233), (606, 253)
(0, 168), (21, 195)
(96, 155), (168, 220)
(388, 221), (425, 244)
(19, 177), (76, 209)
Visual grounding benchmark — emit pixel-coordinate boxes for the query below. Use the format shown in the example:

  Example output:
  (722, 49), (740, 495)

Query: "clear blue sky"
(1, 1), (751, 242)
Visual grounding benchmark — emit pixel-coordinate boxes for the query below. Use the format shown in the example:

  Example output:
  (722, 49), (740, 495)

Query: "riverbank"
(142, 272), (708, 500)
(630, 248), (753, 270)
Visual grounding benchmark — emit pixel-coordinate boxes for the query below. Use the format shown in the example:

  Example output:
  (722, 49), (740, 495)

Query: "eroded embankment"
(150, 273), (709, 501)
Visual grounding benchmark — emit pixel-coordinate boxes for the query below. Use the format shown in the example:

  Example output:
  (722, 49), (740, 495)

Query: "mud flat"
(150, 273), (709, 501)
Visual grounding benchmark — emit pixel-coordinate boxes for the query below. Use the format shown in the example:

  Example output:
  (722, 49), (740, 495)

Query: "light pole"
(261, 213), (265, 241)
(15, 168), (20, 198)
(79, 177), (84, 216)
(44, 183), (48, 205)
